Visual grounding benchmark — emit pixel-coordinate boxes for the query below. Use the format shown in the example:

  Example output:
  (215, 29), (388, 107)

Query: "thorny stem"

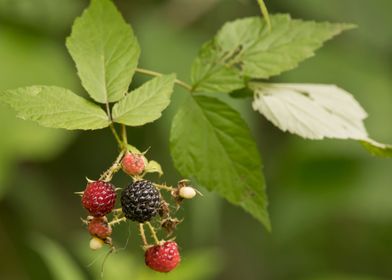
(100, 150), (126, 181)
(135, 68), (193, 92)
(139, 223), (148, 246)
(154, 183), (174, 192)
(108, 217), (127, 226)
(112, 208), (123, 215)
(146, 222), (160, 244)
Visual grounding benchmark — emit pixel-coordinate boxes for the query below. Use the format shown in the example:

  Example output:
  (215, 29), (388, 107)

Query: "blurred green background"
(0, 0), (392, 279)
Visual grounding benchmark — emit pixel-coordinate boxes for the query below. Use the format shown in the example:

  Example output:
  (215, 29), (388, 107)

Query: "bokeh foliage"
(0, 0), (391, 279)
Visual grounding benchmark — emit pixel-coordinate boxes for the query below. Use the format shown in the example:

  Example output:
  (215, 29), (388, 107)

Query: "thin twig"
(100, 247), (115, 279)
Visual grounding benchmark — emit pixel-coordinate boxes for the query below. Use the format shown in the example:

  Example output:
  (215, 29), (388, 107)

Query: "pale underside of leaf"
(252, 83), (368, 140)
(66, 0), (140, 104)
(112, 74), (176, 126)
(252, 83), (392, 157)
(191, 14), (354, 93)
(170, 95), (270, 229)
(0, 86), (110, 130)
(360, 139), (392, 158)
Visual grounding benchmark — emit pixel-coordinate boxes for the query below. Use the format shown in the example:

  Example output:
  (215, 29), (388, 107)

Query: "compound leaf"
(170, 95), (270, 229)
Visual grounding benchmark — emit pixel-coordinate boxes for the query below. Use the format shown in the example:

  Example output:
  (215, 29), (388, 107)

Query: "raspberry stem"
(139, 223), (148, 246)
(108, 217), (126, 226)
(112, 208), (123, 215)
(100, 150), (126, 181)
(146, 222), (160, 244)
(109, 124), (123, 149)
(135, 68), (192, 92)
(121, 124), (128, 146)
(154, 183), (174, 192)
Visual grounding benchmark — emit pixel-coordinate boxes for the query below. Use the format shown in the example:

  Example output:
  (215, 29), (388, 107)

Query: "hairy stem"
(139, 223), (148, 246)
(100, 149), (125, 181)
(136, 67), (193, 92)
(146, 222), (160, 244)
(108, 217), (126, 226)
(154, 183), (174, 192)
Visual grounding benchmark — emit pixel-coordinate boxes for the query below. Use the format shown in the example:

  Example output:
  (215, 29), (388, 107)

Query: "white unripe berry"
(179, 186), (197, 199)
(89, 237), (104, 250)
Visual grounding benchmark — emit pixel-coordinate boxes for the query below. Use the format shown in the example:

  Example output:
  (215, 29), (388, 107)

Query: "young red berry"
(88, 217), (112, 239)
(82, 180), (116, 217)
(145, 241), (181, 273)
(122, 153), (146, 176)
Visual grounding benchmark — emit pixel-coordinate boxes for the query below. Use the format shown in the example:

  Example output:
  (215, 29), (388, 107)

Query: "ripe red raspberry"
(145, 241), (181, 273)
(88, 217), (112, 239)
(122, 152), (146, 175)
(82, 181), (116, 217)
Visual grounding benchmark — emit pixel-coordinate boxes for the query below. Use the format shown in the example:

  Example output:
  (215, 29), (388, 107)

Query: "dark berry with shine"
(121, 180), (160, 223)
(82, 181), (116, 217)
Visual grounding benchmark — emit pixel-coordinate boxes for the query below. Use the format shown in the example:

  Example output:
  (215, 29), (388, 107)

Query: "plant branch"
(136, 67), (193, 92)
(121, 124), (128, 147)
(100, 149), (125, 181)
(146, 222), (160, 244)
(109, 124), (123, 149)
(154, 183), (174, 192)
(108, 217), (126, 226)
(139, 223), (148, 246)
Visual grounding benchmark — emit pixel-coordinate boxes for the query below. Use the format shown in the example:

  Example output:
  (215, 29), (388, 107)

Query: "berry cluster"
(77, 149), (198, 273)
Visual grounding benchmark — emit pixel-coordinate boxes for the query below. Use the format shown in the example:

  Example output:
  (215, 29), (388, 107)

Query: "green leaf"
(126, 144), (142, 154)
(66, 0), (140, 104)
(252, 83), (368, 140)
(360, 139), (392, 158)
(112, 74), (176, 126)
(191, 14), (354, 93)
(191, 41), (245, 93)
(145, 160), (164, 176)
(170, 95), (270, 229)
(0, 86), (110, 130)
